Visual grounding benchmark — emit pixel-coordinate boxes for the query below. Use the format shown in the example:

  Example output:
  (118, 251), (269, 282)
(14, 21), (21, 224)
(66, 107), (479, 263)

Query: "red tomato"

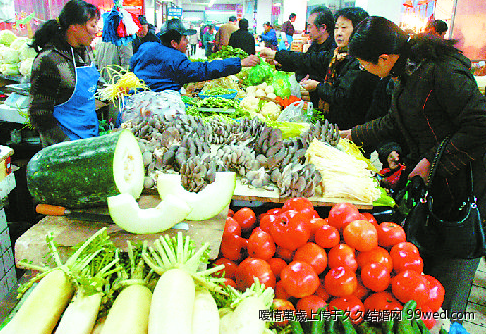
(391, 250), (424, 273)
(363, 291), (402, 314)
(390, 242), (420, 258)
(391, 270), (430, 307)
(272, 299), (296, 326)
(377, 222), (407, 248)
(356, 247), (393, 273)
(259, 212), (278, 234)
(268, 257), (287, 279)
(282, 197), (315, 212)
(361, 263), (391, 292)
(212, 258), (238, 280)
(327, 203), (360, 231)
(296, 295), (327, 320)
(353, 278), (370, 301)
(315, 283), (330, 302)
(270, 210), (311, 251)
(220, 233), (247, 262)
(314, 224), (340, 249)
(328, 295), (366, 324)
(328, 244), (358, 271)
(293, 242), (328, 275)
(343, 220), (378, 252)
(223, 277), (237, 288)
(307, 218), (327, 241)
(275, 280), (291, 300)
(361, 212), (379, 229)
(280, 261), (320, 298)
(247, 228), (276, 260)
(233, 207), (256, 234)
(419, 305), (437, 330)
(324, 266), (358, 297)
(236, 258), (276, 291)
(224, 217), (241, 236)
(423, 275), (445, 312)
(275, 246), (295, 263)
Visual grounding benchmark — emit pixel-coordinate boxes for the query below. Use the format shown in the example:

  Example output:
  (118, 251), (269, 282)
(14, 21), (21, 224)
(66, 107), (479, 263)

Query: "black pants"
(190, 44), (196, 56)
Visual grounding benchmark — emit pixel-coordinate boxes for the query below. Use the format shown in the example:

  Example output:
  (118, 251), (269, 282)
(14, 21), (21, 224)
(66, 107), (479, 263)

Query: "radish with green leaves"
(1, 228), (115, 334)
(142, 233), (226, 334)
(100, 241), (157, 334)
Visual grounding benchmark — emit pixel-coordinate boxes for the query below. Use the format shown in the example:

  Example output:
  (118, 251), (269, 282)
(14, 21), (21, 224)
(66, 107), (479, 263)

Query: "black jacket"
(351, 53), (486, 215)
(315, 53), (380, 130)
(228, 29), (256, 55)
(133, 32), (160, 54)
(274, 46), (331, 83)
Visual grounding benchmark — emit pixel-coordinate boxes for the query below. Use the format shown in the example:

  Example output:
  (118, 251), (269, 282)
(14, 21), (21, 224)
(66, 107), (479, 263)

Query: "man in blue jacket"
(260, 22), (278, 50)
(131, 18), (259, 92)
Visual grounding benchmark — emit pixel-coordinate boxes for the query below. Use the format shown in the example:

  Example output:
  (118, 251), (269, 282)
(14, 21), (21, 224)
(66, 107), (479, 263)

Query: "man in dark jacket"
(228, 18), (255, 55)
(132, 15), (159, 54)
(131, 19), (259, 92)
(280, 13), (296, 50)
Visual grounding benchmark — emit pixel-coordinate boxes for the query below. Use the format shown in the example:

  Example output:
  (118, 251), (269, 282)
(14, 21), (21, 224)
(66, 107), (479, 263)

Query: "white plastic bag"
(120, 90), (186, 124)
(277, 100), (313, 123)
(289, 73), (302, 98)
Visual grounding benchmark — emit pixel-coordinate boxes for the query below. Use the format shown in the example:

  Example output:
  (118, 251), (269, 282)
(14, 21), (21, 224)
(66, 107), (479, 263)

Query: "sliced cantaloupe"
(156, 172), (236, 221)
(107, 193), (191, 234)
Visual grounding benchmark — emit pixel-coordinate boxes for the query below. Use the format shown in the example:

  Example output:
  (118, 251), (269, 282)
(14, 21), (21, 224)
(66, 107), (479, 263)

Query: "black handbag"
(403, 138), (486, 259)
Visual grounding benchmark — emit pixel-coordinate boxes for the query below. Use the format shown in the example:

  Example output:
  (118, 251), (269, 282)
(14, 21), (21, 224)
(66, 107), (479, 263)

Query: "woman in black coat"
(342, 16), (486, 319)
(299, 7), (380, 129)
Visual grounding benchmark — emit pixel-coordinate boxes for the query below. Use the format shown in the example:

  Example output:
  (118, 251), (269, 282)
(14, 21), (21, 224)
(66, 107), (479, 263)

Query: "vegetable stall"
(0, 48), (454, 333)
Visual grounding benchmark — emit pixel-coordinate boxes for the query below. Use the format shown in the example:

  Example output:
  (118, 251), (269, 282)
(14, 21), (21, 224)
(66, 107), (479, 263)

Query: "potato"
(264, 85), (274, 94)
(257, 82), (268, 90)
(246, 86), (257, 94)
(255, 89), (266, 97)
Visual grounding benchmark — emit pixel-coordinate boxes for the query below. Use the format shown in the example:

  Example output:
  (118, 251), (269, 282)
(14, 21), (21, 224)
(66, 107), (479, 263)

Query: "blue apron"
(53, 49), (100, 140)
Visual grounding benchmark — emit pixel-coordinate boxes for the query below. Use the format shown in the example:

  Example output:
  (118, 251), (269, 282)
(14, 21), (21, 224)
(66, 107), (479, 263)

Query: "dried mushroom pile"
(122, 114), (340, 198)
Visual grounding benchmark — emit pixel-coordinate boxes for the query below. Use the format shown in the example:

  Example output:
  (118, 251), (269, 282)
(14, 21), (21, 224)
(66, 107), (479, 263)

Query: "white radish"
(148, 268), (195, 334)
(100, 284), (152, 334)
(0, 269), (74, 334)
(191, 289), (219, 334)
(54, 293), (102, 334)
(231, 296), (268, 334)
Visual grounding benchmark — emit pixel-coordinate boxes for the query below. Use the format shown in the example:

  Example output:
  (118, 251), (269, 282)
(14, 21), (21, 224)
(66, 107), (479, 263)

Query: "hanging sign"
(168, 7), (183, 17)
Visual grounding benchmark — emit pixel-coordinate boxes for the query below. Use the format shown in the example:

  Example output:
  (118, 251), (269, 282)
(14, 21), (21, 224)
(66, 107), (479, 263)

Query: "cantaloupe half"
(156, 172), (236, 221)
(107, 193), (191, 234)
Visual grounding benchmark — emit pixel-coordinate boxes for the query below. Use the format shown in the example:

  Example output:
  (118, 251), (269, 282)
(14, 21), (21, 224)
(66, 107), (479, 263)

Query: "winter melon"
(156, 172), (236, 221)
(107, 193), (191, 234)
(26, 130), (144, 208)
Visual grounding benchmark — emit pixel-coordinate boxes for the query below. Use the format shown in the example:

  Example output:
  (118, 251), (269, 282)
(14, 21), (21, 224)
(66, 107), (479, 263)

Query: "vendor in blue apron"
(29, 0), (101, 147)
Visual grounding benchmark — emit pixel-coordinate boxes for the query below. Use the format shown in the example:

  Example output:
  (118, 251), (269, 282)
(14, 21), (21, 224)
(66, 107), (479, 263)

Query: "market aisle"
(464, 257), (486, 333)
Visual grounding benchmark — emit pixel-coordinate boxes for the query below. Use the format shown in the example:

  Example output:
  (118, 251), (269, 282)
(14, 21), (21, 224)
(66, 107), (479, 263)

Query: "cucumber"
(27, 130), (144, 208)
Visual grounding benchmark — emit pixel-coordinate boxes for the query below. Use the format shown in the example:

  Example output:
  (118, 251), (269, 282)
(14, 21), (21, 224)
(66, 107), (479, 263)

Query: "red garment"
(379, 164), (406, 189)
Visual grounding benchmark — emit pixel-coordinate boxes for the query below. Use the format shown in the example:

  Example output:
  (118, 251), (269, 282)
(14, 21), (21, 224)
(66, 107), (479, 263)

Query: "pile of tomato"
(214, 198), (445, 329)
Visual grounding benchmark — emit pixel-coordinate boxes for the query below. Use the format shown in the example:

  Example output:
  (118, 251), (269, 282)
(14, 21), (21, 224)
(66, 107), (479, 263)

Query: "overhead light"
(273, 2), (282, 6)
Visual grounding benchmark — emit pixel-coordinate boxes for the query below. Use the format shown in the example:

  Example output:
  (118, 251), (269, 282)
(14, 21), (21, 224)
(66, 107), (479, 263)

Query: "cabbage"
(0, 30), (17, 46)
(10, 37), (29, 50)
(0, 47), (19, 64)
(0, 63), (20, 76)
(19, 57), (34, 77)
(19, 43), (37, 61)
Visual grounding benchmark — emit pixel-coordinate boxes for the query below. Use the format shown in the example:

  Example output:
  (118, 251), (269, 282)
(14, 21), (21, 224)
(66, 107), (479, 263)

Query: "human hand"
(340, 129), (352, 140)
(301, 79), (319, 92)
(408, 158), (431, 185)
(241, 54), (260, 67)
(260, 48), (277, 61)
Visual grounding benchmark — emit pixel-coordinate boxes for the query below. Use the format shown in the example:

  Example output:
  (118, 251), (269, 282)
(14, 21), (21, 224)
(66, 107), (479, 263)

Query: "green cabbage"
(272, 72), (291, 98)
(19, 43), (37, 61)
(0, 30), (17, 46)
(19, 57), (34, 77)
(10, 37), (29, 50)
(0, 47), (19, 64)
(0, 63), (20, 76)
